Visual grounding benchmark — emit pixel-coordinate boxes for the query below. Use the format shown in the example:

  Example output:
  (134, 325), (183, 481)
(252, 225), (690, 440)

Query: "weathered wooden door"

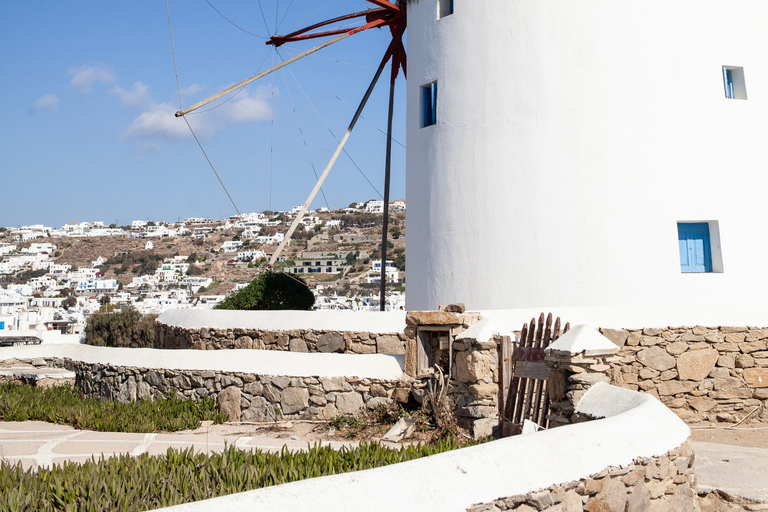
(499, 313), (569, 436)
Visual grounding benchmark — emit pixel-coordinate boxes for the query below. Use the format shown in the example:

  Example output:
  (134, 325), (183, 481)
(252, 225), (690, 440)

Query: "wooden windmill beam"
(175, 33), (351, 117)
(268, 48), (392, 267)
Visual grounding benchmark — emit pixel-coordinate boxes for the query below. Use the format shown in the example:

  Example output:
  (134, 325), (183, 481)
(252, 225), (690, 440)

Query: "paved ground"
(693, 441), (768, 506)
(2, 421), (767, 509)
(0, 421), (358, 471)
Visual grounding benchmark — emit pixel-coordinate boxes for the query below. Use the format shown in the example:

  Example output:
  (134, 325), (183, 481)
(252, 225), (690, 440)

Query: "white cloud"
(111, 82), (152, 108)
(122, 86), (273, 141)
(32, 94), (59, 111)
(218, 88), (272, 123)
(123, 102), (190, 139)
(181, 83), (207, 97)
(68, 63), (115, 92)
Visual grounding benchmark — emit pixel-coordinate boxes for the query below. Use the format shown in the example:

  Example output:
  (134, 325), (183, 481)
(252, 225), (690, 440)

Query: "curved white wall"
(405, 0), (768, 311)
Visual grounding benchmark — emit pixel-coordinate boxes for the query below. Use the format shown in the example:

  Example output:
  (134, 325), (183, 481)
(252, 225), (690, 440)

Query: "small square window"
(438, 0), (454, 18)
(723, 66), (747, 100)
(421, 82), (437, 127)
(678, 221), (723, 273)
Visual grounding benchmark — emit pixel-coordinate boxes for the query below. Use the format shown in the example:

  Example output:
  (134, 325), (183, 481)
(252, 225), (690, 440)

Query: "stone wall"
(468, 441), (697, 512)
(155, 323), (408, 356)
(600, 326), (768, 424)
(450, 334), (500, 438)
(28, 357), (407, 422)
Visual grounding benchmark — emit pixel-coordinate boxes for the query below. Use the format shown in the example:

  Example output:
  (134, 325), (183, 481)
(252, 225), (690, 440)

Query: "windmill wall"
(404, 0), (768, 312)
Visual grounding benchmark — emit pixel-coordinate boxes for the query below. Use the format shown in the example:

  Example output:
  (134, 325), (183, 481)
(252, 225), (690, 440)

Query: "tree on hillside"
(215, 271), (315, 311)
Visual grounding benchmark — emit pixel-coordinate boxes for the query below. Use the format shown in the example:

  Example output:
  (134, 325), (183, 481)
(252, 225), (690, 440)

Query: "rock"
(217, 386), (242, 421)
(272, 376), (291, 389)
(601, 329), (629, 347)
(321, 377), (353, 392)
(288, 338), (308, 352)
(585, 498), (610, 512)
(744, 368), (768, 387)
(366, 396), (391, 409)
(717, 354), (736, 368)
(604, 478), (627, 512)
(569, 373), (610, 386)
(456, 351), (491, 382)
(117, 379), (137, 403)
(472, 418), (498, 439)
(145, 369), (164, 387)
(736, 354), (755, 368)
(457, 405), (496, 418)
(241, 397), (274, 422)
(677, 349), (718, 381)
(688, 397), (717, 413)
(376, 335), (405, 354)
(405, 311), (461, 325)
(469, 383), (498, 400)
(334, 392), (365, 415)
(658, 381), (697, 395)
(680, 333), (705, 343)
(234, 336), (253, 349)
(626, 333), (642, 346)
(137, 381), (151, 400)
(318, 403), (338, 420)
(626, 481), (651, 512)
(317, 333), (345, 353)
(562, 490), (582, 512)
(351, 343), (376, 354)
(666, 342), (689, 355)
(171, 374), (191, 390)
(527, 491), (555, 510)
(31, 358), (47, 367)
(370, 384), (388, 397)
(280, 388), (309, 415)
(637, 347), (676, 371)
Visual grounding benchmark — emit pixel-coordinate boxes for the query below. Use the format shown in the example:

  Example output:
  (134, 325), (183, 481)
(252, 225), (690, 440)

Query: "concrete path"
(693, 441), (768, 505)
(0, 421), (357, 471)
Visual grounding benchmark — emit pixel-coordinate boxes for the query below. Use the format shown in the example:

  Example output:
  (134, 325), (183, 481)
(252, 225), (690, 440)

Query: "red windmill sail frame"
(267, 0), (406, 84)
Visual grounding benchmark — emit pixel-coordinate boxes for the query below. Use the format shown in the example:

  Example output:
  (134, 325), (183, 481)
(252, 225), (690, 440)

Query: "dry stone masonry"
(8, 356), (406, 422)
(155, 323), (407, 356)
(468, 441), (698, 512)
(600, 326), (768, 424)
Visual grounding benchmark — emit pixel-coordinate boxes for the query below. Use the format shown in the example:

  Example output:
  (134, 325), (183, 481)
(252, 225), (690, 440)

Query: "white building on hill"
(405, 0), (768, 312)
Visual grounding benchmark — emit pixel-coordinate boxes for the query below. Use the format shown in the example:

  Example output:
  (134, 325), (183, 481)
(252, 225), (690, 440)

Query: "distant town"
(0, 199), (406, 341)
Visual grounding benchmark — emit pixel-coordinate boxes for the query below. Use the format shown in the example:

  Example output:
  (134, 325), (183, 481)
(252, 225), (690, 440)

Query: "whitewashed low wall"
(157, 384), (691, 512)
(0, 344), (404, 381)
(158, 309), (406, 334)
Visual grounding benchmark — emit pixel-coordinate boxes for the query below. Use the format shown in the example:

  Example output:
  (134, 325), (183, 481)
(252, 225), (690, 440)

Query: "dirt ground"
(181, 419), (428, 445)
(689, 422), (768, 449)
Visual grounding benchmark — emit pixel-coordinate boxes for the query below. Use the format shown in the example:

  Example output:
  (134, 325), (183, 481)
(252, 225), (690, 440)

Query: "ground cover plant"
(0, 439), (473, 511)
(0, 384), (225, 433)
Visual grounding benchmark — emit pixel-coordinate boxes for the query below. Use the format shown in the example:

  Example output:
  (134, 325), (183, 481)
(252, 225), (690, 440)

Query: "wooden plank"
(513, 361), (550, 380)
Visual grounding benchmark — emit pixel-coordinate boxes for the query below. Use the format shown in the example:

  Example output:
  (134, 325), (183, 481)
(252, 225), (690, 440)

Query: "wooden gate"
(499, 313), (569, 436)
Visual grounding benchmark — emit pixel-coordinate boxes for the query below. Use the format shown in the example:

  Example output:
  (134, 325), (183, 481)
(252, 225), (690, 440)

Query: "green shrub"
(85, 307), (157, 348)
(0, 440), (472, 511)
(0, 384), (225, 433)
(215, 271), (314, 311)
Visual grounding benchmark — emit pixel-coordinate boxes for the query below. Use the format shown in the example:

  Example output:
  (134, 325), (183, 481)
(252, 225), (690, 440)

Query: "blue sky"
(0, 1), (406, 228)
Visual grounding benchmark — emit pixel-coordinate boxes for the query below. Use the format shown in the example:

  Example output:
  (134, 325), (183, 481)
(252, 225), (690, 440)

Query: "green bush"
(0, 440), (471, 511)
(85, 308), (157, 348)
(0, 384), (225, 433)
(215, 271), (314, 311)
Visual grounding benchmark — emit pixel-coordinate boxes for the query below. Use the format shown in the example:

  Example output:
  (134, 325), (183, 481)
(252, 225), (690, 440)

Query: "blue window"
(439, 0), (453, 18)
(678, 223), (712, 273)
(0, 321), (4, 330)
(422, 82), (437, 127)
(723, 68), (734, 99)
(722, 66), (747, 100)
